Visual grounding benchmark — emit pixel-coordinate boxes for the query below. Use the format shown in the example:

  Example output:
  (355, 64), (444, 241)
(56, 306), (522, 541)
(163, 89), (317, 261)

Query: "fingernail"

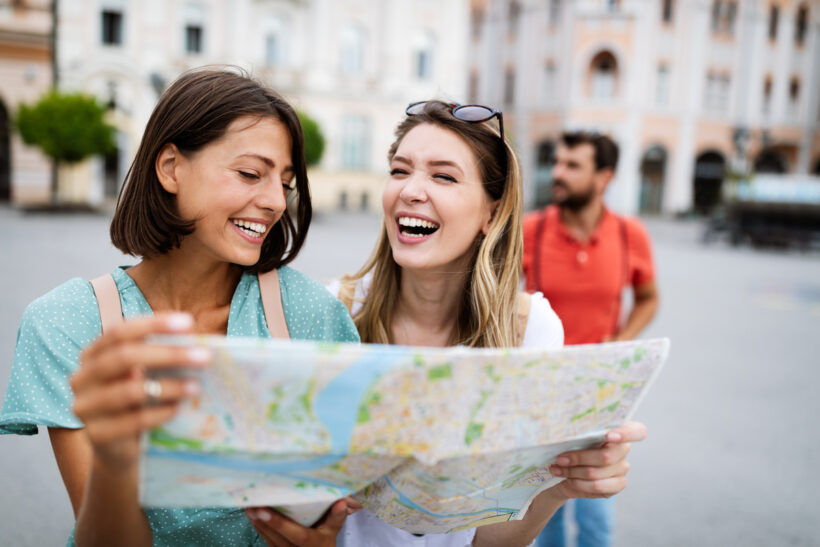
(166, 313), (193, 331)
(608, 432), (622, 442)
(183, 380), (200, 396)
(347, 507), (356, 514)
(556, 456), (570, 466)
(187, 347), (211, 363)
(257, 510), (271, 522)
(551, 466), (563, 476)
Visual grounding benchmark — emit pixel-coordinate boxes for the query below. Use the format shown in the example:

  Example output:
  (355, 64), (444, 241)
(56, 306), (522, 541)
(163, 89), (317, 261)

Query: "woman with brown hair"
(0, 69), (359, 545)
(249, 101), (646, 545)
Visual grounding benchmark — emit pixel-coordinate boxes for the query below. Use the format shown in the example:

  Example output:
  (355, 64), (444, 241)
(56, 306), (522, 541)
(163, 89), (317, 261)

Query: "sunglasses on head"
(405, 101), (505, 142)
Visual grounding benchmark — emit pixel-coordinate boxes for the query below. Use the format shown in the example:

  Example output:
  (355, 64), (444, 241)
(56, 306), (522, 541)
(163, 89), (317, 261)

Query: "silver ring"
(143, 378), (162, 405)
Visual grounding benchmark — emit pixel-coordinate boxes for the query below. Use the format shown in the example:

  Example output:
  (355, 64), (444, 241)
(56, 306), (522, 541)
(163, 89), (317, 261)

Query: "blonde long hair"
(343, 102), (524, 348)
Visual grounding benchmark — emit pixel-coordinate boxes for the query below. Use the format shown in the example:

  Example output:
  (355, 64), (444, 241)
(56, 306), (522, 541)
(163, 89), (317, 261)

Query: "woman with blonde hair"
(249, 100), (646, 546)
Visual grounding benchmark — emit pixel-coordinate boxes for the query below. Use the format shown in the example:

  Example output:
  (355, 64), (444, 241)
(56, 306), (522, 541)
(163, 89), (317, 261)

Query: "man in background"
(524, 132), (659, 547)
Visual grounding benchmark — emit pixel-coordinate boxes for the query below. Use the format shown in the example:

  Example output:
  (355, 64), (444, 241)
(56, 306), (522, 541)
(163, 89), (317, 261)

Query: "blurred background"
(0, 0), (818, 545)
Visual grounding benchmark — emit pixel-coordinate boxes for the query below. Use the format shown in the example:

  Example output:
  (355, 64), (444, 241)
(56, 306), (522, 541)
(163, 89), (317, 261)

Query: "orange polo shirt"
(522, 205), (655, 345)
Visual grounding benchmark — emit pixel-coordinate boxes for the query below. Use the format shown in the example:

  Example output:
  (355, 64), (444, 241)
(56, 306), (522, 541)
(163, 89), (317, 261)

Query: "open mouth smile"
(396, 215), (440, 240)
(231, 219), (268, 241)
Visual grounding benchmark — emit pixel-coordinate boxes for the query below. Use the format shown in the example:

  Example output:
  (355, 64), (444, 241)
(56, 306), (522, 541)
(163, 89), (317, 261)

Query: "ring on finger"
(143, 378), (162, 405)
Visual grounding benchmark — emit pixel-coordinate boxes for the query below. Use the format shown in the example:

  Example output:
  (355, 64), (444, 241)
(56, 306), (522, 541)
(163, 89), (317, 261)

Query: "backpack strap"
(90, 274), (123, 334)
(531, 209), (549, 292)
(514, 292), (531, 346)
(258, 270), (290, 339)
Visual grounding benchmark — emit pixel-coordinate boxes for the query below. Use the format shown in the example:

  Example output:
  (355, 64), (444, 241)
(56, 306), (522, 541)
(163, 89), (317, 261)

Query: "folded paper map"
(140, 337), (668, 534)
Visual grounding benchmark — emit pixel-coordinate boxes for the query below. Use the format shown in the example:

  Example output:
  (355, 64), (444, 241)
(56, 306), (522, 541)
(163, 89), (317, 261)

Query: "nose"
(256, 176), (288, 214)
(398, 172), (428, 204)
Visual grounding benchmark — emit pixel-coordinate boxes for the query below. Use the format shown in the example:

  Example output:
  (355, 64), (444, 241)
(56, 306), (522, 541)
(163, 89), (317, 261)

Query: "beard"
(551, 180), (596, 211)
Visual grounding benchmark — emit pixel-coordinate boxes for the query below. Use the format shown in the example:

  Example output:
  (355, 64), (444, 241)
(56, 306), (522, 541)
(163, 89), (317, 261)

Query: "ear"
(155, 143), (182, 195)
(594, 167), (614, 194)
(481, 199), (500, 235)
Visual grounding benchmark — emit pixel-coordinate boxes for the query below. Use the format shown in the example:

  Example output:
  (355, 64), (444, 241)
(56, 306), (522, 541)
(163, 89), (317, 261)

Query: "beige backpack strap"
(90, 274), (123, 333)
(337, 278), (356, 314)
(514, 292), (531, 346)
(258, 270), (290, 339)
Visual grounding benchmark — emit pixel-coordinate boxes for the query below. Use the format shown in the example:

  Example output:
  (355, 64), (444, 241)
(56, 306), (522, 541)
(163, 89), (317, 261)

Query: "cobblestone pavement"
(1, 205), (817, 545)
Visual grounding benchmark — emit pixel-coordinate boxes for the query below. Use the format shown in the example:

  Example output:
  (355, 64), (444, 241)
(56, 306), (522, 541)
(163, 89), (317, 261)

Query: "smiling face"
(157, 115), (294, 266)
(383, 123), (497, 273)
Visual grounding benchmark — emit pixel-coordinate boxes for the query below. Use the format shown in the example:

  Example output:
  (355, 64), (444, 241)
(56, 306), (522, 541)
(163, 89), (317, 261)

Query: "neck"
(559, 199), (605, 242)
(127, 249), (242, 315)
(393, 267), (468, 347)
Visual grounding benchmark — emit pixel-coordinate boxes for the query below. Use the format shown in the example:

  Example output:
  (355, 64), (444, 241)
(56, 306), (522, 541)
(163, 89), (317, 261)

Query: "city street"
(0, 205), (818, 546)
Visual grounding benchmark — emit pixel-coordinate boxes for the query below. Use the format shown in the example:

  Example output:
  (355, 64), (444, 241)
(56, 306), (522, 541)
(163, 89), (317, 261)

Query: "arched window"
(589, 51), (618, 100)
(795, 4), (808, 45)
(340, 25), (366, 75)
(640, 146), (667, 214)
(693, 150), (726, 214)
(754, 148), (788, 174)
(413, 31), (435, 81)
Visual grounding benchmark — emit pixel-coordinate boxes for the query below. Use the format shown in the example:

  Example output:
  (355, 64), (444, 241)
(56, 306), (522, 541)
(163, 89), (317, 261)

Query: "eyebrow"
(236, 152), (293, 170)
(392, 155), (464, 175)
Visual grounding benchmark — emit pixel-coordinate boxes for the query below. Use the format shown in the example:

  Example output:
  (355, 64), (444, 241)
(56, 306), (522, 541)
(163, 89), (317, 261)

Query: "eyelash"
(390, 168), (456, 183)
(239, 171), (259, 180)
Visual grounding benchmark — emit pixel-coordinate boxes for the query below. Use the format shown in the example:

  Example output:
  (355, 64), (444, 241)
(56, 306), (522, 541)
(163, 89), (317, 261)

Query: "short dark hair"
(560, 131), (619, 172)
(110, 67), (312, 273)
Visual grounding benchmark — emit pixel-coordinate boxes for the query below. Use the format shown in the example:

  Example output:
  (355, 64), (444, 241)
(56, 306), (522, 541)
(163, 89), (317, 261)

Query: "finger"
(344, 496), (363, 514)
(555, 442), (630, 468)
(247, 510), (294, 547)
(315, 499), (349, 535)
(83, 313), (195, 359)
(252, 508), (310, 545)
(563, 476), (627, 499)
(83, 403), (180, 443)
(605, 421), (647, 444)
(73, 343), (210, 389)
(550, 458), (629, 481)
(73, 376), (200, 420)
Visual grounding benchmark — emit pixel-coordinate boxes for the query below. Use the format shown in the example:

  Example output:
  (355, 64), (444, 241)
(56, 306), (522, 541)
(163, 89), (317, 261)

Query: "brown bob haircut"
(110, 67), (311, 273)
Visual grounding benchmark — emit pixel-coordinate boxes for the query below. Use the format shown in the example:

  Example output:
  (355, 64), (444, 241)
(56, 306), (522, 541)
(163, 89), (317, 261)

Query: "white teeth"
(397, 216), (439, 229)
(232, 220), (266, 236)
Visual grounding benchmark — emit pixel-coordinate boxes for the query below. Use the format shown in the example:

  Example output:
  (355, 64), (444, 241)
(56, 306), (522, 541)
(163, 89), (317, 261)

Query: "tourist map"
(139, 336), (668, 534)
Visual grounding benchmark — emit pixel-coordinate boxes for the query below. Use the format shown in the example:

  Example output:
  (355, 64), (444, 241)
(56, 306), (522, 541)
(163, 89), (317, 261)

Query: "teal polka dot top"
(0, 265), (360, 546)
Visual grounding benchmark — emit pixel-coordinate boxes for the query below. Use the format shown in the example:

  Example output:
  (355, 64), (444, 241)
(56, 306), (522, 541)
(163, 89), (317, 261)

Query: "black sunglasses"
(405, 101), (505, 142)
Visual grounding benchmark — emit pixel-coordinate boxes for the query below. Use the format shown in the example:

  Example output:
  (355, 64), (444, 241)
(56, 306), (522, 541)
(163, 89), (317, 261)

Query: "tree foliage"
(16, 91), (115, 164)
(297, 110), (325, 167)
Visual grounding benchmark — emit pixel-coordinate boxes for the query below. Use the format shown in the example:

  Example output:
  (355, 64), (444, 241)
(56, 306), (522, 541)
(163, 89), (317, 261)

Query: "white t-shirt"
(325, 276), (565, 546)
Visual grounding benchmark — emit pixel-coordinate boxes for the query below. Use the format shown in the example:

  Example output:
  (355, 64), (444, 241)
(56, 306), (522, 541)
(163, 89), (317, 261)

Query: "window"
(508, 0), (520, 35)
(788, 77), (800, 117)
(607, 0), (620, 12)
(590, 51), (618, 100)
(340, 115), (370, 170)
(762, 77), (772, 115)
(101, 10), (123, 45)
(795, 4), (808, 45)
(704, 72), (730, 112)
(185, 24), (202, 54)
(661, 0), (674, 23)
(656, 64), (670, 106)
(468, 71), (479, 104)
(265, 17), (288, 66)
(504, 68), (516, 106)
(711, 1), (737, 35)
(768, 4), (779, 41)
(543, 62), (557, 106)
(471, 7), (484, 40)
(340, 25), (366, 74)
(549, 0), (561, 25)
(414, 32), (435, 81)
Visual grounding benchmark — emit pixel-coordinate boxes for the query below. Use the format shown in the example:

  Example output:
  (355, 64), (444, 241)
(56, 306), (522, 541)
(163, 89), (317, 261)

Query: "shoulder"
(615, 214), (651, 243)
(521, 291), (564, 349)
(278, 267), (360, 342)
(522, 208), (546, 233)
(21, 277), (100, 337)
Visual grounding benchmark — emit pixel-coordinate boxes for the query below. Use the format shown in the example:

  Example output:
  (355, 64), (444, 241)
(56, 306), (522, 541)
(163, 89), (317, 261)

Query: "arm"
(473, 422), (647, 546)
(56, 314), (206, 547)
(613, 280), (658, 341)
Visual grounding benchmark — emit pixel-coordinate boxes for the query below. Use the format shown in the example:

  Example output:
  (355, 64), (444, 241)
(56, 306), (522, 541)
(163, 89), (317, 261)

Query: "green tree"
(16, 91), (115, 203)
(297, 110), (325, 167)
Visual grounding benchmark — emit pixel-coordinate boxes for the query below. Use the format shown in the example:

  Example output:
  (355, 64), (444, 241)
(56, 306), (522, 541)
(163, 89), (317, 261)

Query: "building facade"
(48, 0), (469, 210)
(469, 0), (820, 215)
(0, 0), (53, 205)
